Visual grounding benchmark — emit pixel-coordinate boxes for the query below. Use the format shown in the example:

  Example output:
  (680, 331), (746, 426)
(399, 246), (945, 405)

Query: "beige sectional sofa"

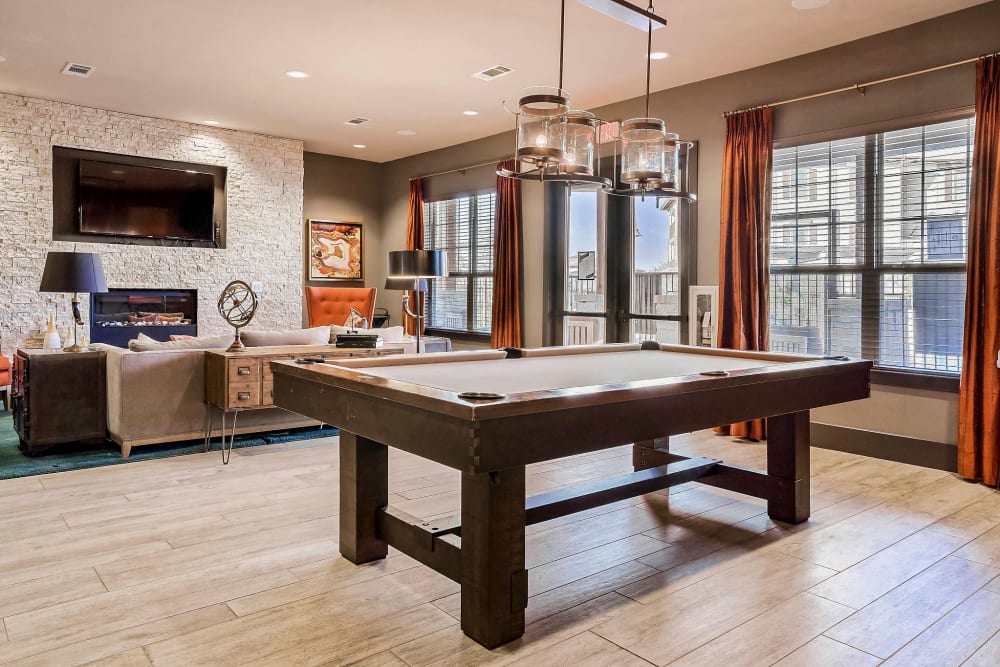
(98, 344), (319, 458)
(93, 326), (452, 458)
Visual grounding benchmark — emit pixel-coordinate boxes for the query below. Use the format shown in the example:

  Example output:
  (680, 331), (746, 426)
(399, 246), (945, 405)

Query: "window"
(770, 117), (973, 375)
(563, 190), (607, 346)
(423, 192), (495, 334)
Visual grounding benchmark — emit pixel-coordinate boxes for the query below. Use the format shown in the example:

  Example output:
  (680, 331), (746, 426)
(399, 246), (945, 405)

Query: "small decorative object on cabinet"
(43, 312), (62, 350)
(217, 280), (258, 352)
(12, 348), (107, 456)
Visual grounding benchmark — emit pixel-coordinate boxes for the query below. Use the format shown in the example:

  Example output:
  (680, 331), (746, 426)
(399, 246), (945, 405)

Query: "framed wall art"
(688, 285), (718, 347)
(307, 220), (363, 281)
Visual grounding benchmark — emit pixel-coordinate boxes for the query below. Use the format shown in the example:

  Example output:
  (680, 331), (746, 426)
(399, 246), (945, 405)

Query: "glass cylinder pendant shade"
(620, 118), (667, 187)
(661, 133), (681, 190)
(515, 86), (569, 167)
(560, 111), (598, 175)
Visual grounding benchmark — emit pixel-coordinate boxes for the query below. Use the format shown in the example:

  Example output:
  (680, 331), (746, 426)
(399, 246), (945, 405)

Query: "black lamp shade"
(39, 251), (108, 293)
(388, 250), (448, 279)
(384, 277), (428, 292)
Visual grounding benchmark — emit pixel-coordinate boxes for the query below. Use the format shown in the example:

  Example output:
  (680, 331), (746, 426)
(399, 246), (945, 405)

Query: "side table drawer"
(228, 359), (260, 382)
(227, 382), (261, 408)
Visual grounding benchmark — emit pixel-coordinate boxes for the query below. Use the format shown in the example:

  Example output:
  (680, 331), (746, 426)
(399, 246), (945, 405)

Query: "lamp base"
(63, 342), (88, 353)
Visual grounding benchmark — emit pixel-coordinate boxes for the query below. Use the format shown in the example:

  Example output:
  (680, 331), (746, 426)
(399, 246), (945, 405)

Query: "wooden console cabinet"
(204, 345), (402, 462)
(12, 348), (108, 456)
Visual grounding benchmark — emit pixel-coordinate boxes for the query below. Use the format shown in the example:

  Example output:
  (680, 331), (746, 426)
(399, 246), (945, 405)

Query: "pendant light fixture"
(500, 0), (611, 191)
(611, 1), (695, 202)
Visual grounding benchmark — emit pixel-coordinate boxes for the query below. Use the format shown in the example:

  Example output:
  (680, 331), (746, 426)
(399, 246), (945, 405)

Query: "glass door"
(561, 190), (608, 346)
(624, 197), (688, 344)
(547, 145), (697, 347)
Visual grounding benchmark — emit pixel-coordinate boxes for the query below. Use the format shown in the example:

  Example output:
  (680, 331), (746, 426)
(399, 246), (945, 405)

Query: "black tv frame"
(52, 146), (227, 249)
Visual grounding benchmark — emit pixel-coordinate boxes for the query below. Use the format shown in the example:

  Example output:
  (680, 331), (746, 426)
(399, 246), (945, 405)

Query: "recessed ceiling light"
(396, 130), (417, 136)
(649, 51), (670, 60)
(463, 110), (480, 116)
(202, 120), (220, 126)
(0, 56), (6, 64)
(353, 144), (366, 149)
(791, 0), (830, 9)
(285, 70), (310, 79)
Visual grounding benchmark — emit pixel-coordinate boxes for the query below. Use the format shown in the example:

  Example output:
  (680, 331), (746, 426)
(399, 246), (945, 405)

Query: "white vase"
(43, 313), (62, 350)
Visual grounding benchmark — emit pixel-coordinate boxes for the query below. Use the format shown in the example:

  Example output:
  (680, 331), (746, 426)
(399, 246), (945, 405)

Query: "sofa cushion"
(128, 332), (232, 352)
(379, 326), (407, 342)
(242, 326), (330, 347)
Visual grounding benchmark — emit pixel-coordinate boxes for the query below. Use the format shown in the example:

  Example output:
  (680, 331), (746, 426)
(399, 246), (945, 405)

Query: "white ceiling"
(0, 0), (986, 162)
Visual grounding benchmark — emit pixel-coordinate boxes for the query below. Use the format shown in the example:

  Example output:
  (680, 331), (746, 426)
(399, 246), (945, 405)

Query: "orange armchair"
(305, 287), (377, 328)
(0, 344), (9, 412)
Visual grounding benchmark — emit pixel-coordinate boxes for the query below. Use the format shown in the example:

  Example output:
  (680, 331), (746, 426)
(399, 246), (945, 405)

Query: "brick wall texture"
(0, 92), (304, 354)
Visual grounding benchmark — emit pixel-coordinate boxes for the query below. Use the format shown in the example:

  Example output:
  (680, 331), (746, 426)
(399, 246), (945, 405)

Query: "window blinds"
(423, 193), (496, 333)
(769, 117), (973, 373)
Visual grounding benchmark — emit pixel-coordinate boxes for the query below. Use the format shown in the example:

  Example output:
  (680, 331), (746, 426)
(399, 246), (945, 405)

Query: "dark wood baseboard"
(810, 422), (957, 472)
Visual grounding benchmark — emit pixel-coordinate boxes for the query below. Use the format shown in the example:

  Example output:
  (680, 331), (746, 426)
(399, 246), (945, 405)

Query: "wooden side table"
(203, 345), (402, 463)
(12, 348), (107, 456)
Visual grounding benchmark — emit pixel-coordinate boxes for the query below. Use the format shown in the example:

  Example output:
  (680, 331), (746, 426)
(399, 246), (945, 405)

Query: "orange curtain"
(959, 55), (1000, 485)
(404, 178), (425, 335)
(491, 161), (523, 348)
(716, 107), (774, 440)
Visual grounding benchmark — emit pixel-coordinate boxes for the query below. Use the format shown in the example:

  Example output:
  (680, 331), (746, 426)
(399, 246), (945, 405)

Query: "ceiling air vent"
(345, 117), (370, 126)
(473, 65), (513, 81)
(62, 62), (94, 78)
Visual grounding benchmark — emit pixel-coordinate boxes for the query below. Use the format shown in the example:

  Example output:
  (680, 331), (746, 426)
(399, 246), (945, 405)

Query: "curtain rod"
(409, 158), (509, 181)
(724, 51), (997, 117)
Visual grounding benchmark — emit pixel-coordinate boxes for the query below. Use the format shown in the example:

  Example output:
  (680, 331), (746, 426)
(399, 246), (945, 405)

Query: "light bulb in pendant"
(535, 134), (548, 147)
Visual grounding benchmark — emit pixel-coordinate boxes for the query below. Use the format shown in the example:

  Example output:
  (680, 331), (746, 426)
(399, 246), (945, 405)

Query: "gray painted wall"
(301, 152), (383, 326)
(305, 2), (1000, 446)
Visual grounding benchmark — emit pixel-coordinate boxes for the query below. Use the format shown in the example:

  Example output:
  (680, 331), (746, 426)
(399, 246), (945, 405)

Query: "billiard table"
(271, 342), (872, 648)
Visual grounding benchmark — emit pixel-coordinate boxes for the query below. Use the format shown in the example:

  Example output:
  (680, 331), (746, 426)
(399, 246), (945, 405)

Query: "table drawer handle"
(237, 366), (252, 376)
(237, 392), (251, 401)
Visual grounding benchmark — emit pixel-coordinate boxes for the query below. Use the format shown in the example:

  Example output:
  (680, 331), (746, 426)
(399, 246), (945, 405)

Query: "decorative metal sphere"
(217, 280), (258, 330)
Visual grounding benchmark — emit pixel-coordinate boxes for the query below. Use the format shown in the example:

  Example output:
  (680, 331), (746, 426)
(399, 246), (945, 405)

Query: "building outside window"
(422, 192), (495, 334)
(769, 117), (973, 373)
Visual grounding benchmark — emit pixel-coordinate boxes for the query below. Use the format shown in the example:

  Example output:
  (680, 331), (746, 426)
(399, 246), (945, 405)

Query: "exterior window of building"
(423, 192), (495, 334)
(769, 117), (973, 373)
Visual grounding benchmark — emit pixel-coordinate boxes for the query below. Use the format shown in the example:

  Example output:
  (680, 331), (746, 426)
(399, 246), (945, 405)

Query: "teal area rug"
(0, 411), (338, 480)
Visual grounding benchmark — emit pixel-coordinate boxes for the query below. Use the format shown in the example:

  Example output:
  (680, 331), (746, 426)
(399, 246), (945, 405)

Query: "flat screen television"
(78, 160), (216, 242)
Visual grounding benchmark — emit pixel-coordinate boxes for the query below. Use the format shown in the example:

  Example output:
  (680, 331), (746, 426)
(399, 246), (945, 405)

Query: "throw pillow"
(379, 326), (407, 342)
(241, 326), (331, 347)
(128, 333), (232, 352)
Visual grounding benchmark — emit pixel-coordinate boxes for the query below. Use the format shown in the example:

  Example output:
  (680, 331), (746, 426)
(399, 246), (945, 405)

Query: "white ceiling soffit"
(0, 0), (987, 162)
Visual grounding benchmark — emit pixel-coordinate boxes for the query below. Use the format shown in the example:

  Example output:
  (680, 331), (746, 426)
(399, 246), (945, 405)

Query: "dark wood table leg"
(633, 436), (670, 471)
(460, 467), (528, 649)
(766, 411), (810, 524)
(339, 431), (389, 564)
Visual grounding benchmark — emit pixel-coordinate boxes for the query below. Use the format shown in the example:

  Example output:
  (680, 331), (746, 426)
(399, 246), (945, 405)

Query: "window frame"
(770, 111), (974, 393)
(421, 189), (496, 339)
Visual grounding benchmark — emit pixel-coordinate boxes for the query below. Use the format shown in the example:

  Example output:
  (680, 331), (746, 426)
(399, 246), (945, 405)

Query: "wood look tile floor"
(1, 431), (998, 666)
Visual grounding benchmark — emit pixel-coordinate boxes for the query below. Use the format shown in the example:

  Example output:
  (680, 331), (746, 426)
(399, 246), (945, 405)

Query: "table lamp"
(387, 250), (448, 354)
(39, 251), (108, 352)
